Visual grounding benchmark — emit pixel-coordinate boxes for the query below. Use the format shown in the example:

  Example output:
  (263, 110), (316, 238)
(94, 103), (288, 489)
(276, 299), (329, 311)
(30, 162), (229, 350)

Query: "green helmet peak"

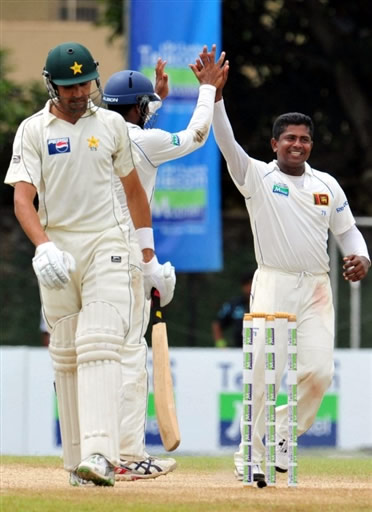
(43, 42), (99, 86)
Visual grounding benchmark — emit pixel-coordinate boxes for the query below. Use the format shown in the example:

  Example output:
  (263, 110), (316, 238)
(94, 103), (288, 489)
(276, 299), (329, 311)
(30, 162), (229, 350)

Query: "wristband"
(136, 227), (154, 251)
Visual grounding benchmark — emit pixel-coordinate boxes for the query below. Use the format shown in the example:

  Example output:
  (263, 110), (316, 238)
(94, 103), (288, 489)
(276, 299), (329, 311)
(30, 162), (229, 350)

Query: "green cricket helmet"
(43, 42), (99, 86)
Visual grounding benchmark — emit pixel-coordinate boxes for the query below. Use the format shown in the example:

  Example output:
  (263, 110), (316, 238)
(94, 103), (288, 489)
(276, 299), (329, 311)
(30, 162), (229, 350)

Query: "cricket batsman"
(4, 41), (175, 487)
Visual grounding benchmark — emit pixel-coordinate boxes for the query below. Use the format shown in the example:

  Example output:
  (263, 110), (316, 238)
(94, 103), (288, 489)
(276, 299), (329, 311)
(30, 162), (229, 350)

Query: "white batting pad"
(119, 341), (148, 459)
(76, 302), (124, 466)
(49, 314), (80, 471)
(119, 266), (149, 458)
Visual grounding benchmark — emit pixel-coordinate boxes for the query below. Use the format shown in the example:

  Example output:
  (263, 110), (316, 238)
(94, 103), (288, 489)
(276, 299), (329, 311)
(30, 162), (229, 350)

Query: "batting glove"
(32, 241), (76, 290)
(141, 255), (176, 307)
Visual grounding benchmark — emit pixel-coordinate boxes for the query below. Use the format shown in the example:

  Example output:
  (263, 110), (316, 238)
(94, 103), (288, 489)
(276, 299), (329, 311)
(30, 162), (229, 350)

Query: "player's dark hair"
(272, 113), (314, 140)
(107, 103), (136, 118)
(107, 96), (150, 128)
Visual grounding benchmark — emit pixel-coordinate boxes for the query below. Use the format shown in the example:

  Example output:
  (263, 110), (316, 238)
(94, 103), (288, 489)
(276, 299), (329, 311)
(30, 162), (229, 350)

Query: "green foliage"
(0, 49), (48, 347)
(222, 0), (372, 215)
(0, 49), (47, 142)
(1, 221), (41, 346)
(0, 49), (47, 208)
(95, 0), (125, 41)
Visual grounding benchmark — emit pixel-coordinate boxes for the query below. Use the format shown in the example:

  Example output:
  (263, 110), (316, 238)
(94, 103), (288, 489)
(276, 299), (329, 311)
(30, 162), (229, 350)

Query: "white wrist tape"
(136, 227), (155, 251)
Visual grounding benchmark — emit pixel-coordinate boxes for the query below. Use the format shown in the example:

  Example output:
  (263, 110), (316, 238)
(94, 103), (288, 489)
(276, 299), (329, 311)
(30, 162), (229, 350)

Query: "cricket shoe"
(76, 454), (115, 486)
(275, 438), (288, 473)
(115, 456), (177, 481)
(69, 471), (94, 487)
(234, 463), (266, 483)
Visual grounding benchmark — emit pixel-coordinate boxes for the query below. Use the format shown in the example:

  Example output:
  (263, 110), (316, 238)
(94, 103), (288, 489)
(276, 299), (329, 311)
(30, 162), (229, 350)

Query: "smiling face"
(271, 124), (313, 176)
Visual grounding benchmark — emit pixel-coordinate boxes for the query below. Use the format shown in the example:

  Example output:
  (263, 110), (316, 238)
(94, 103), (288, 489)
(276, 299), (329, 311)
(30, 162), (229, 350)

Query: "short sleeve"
(4, 119), (41, 190)
(112, 116), (140, 177)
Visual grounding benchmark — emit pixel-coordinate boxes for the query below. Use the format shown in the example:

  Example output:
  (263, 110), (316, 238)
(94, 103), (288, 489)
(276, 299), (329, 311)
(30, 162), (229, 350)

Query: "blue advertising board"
(129, 0), (222, 271)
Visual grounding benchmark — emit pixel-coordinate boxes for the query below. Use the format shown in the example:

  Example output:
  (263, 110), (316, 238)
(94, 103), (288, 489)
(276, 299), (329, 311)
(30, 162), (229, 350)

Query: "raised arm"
(154, 58), (169, 100)
(186, 44), (228, 138)
(212, 68), (250, 187)
(142, 45), (229, 167)
(147, 58), (168, 118)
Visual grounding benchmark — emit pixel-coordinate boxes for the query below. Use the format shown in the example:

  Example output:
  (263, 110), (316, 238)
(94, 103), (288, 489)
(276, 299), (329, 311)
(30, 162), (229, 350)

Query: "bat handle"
(151, 288), (163, 323)
(151, 287), (161, 306)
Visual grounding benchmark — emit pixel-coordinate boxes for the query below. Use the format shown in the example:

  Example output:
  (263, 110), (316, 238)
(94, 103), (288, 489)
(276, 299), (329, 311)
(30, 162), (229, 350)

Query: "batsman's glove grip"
(141, 255), (176, 307)
(32, 241), (76, 290)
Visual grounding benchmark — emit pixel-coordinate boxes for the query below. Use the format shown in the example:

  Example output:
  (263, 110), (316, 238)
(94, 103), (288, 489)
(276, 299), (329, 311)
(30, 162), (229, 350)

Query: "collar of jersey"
(270, 159), (313, 177)
(43, 99), (97, 126)
(127, 121), (141, 130)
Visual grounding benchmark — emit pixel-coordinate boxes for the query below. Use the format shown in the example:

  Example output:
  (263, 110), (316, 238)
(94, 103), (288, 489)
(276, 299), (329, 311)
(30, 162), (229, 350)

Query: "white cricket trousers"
(41, 225), (133, 469)
(41, 225), (132, 328)
(235, 265), (334, 469)
(119, 238), (150, 460)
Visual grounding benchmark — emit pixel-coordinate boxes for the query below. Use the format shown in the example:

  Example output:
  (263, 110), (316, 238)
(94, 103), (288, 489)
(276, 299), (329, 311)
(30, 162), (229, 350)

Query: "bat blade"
(152, 321), (181, 451)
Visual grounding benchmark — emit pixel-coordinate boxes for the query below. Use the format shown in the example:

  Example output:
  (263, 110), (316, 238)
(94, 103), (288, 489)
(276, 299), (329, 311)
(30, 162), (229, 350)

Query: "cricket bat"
(151, 288), (181, 451)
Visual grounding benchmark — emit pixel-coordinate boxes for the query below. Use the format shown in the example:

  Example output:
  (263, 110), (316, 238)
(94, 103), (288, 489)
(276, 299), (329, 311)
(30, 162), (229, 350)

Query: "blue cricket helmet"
(103, 70), (161, 105)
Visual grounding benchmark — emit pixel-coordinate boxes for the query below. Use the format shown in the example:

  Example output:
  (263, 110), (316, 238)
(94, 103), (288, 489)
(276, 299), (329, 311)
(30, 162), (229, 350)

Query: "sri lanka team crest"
(313, 193), (329, 206)
(48, 138), (71, 155)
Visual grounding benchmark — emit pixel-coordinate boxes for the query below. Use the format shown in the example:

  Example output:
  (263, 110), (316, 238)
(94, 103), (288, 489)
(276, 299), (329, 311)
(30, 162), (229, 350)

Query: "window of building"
(58, 0), (100, 22)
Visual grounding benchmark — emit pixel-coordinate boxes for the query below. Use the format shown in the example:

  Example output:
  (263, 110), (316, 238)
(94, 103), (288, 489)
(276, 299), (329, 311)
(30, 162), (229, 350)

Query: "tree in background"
(0, 49), (47, 345)
(222, 0), (372, 215)
(0, 49), (47, 208)
(95, 0), (124, 42)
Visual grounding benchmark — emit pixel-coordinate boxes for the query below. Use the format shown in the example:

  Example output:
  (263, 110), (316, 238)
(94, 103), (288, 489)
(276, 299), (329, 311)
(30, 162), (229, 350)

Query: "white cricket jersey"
(115, 84), (216, 229)
(5, 100), (137, 232)
(213, 100), (356, 274)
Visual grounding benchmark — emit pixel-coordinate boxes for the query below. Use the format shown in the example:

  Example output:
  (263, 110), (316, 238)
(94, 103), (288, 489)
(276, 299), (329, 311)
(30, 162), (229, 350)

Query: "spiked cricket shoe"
(69, 471), (94, 487)
(275, 438), (288, 473)
(76, 454), (115, 486)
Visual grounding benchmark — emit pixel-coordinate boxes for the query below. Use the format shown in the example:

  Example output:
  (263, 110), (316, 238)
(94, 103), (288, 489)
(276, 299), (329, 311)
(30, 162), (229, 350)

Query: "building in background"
(1, 0), (125, 85)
